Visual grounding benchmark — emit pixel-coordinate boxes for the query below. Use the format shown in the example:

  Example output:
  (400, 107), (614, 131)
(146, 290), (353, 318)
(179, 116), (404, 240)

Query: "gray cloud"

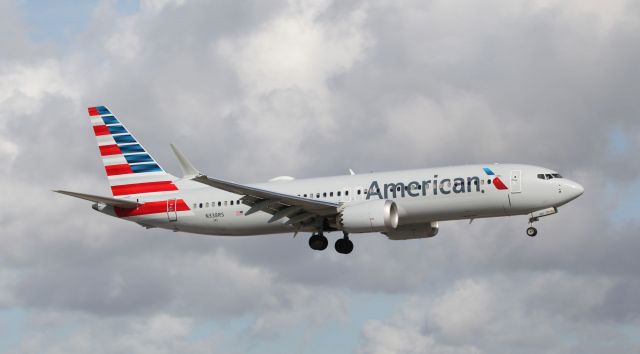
(1, 0), (639, 352)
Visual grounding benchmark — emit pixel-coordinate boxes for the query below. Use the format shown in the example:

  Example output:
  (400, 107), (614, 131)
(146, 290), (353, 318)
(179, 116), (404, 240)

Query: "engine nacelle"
(337, 200), (399, 233)
(383, 221), (439, 240)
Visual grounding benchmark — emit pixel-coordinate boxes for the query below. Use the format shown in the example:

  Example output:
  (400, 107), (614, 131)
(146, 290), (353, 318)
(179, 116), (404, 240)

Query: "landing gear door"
(510, 170), (522, 194)
(167, 198), (178, 222)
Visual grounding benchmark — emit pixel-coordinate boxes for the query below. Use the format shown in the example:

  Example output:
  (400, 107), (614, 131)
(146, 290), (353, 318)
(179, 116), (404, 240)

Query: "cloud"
(359, 274), (637, 354)
(1, 0), (639, 352)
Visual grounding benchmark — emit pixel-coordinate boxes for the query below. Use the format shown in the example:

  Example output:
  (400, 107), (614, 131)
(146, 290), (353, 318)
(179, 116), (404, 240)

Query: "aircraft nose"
(563, 180), (584, 201)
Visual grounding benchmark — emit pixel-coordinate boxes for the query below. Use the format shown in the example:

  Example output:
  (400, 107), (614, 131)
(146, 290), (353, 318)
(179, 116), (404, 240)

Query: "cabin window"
(323, 192), (327, 197)
(206, 202), (209, 207)
(224, 201), (228, 206)
(330, 192), (334, 197)
(316, 193), (320, 198)
(218, 202), (221, 206)
(357, 189), (361, 195)
(304, 194), (307, 198)
(230, 201), (234, 206)
(488, 179), (492, 184)
(345, 191), (349, 196)
(199, 203), (203, 208)
(337, 191), (341, 196)
(193, 203), (197, 209)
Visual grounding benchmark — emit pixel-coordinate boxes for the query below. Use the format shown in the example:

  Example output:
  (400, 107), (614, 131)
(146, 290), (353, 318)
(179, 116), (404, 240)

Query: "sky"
(1, 0), (639, 353)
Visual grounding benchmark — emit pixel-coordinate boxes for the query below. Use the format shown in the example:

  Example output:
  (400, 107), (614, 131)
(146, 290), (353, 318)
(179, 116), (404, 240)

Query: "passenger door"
(510, 170), (522, 194)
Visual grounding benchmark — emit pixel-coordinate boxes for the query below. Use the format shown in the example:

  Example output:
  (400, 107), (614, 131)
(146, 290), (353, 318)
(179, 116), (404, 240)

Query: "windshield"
(537, 173), (563, 180)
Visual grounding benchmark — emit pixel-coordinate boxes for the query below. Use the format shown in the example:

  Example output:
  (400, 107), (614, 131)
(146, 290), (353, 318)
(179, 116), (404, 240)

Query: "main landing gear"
(335, 232), (354, 254)
(308, 232), (353, 254)
(308, 232), (328, 250)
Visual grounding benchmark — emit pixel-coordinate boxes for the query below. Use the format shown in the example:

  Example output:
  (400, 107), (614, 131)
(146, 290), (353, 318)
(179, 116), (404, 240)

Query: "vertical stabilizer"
(88, 106), (179, 198)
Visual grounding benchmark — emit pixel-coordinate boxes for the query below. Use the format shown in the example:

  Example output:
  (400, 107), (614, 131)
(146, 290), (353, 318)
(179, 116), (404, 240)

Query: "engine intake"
(337, 200), (399, 233)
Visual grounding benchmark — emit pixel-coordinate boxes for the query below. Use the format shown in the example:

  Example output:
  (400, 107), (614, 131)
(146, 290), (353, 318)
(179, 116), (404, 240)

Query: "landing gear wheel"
(335, 234), (354, 254)
(309, 233), (328, 250)
(526, 226), (538, 237)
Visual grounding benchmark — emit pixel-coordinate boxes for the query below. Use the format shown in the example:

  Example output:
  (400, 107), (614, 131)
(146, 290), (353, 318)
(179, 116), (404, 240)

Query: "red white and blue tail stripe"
(88, 106), (180, 198)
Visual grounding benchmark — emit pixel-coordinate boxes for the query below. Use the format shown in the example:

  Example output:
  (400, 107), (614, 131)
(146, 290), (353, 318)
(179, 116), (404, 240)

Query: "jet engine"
(383, 221), (439, 240)
(337, 200), (399, 233)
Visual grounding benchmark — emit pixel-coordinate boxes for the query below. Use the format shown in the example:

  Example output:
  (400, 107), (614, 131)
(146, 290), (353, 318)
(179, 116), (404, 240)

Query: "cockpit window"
(538, 173), (563, 180)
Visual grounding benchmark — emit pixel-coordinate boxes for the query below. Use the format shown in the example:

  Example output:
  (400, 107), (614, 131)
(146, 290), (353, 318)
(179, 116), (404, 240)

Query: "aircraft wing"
(192, 175), (339, 224)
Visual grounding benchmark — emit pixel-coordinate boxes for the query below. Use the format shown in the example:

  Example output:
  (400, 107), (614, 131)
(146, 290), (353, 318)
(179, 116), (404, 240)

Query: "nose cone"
(563, 180), (584, 202)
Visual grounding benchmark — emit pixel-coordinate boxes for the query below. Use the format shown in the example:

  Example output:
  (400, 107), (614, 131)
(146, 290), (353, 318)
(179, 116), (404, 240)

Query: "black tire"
(526, 227), (538, 237)
(343, 239), (354, 254)
(309, 234), (328, 251)
(335, 238), (354, 254)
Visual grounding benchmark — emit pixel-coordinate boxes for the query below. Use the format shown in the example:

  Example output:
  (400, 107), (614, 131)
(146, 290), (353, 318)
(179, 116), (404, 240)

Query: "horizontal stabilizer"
(53, 190), (141, 208)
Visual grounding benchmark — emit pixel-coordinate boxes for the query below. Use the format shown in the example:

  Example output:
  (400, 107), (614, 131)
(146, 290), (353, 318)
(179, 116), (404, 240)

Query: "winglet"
(349, 169), (356, 175)
(170, 144), (200, 179)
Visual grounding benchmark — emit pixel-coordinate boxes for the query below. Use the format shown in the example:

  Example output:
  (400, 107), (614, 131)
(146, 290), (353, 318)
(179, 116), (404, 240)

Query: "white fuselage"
(99, 163), (584, 237)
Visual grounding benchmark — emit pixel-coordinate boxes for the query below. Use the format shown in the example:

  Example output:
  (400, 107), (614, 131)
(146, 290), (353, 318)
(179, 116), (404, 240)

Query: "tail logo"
(88, 106), (178, 197)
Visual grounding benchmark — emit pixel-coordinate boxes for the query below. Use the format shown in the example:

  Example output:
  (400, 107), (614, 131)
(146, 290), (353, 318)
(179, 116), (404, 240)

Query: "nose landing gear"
(526, 226), (538, 237)
(526, 216), (538, 237)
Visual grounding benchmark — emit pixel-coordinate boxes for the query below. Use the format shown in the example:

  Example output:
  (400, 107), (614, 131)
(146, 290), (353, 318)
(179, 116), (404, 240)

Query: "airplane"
(55, 106), (585, 254)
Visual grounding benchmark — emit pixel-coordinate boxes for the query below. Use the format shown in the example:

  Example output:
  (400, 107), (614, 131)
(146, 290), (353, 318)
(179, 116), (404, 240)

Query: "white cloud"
(1, 0), (640, 352)
(0, 59), (79, 104)
(140, 0), (187, 13)
(532, 0), (635, 34)
(217, 0), (370, 95)
(430, 279), (492, 339)
(17, 313), (221, 354)
(105, 18), (141, 62)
